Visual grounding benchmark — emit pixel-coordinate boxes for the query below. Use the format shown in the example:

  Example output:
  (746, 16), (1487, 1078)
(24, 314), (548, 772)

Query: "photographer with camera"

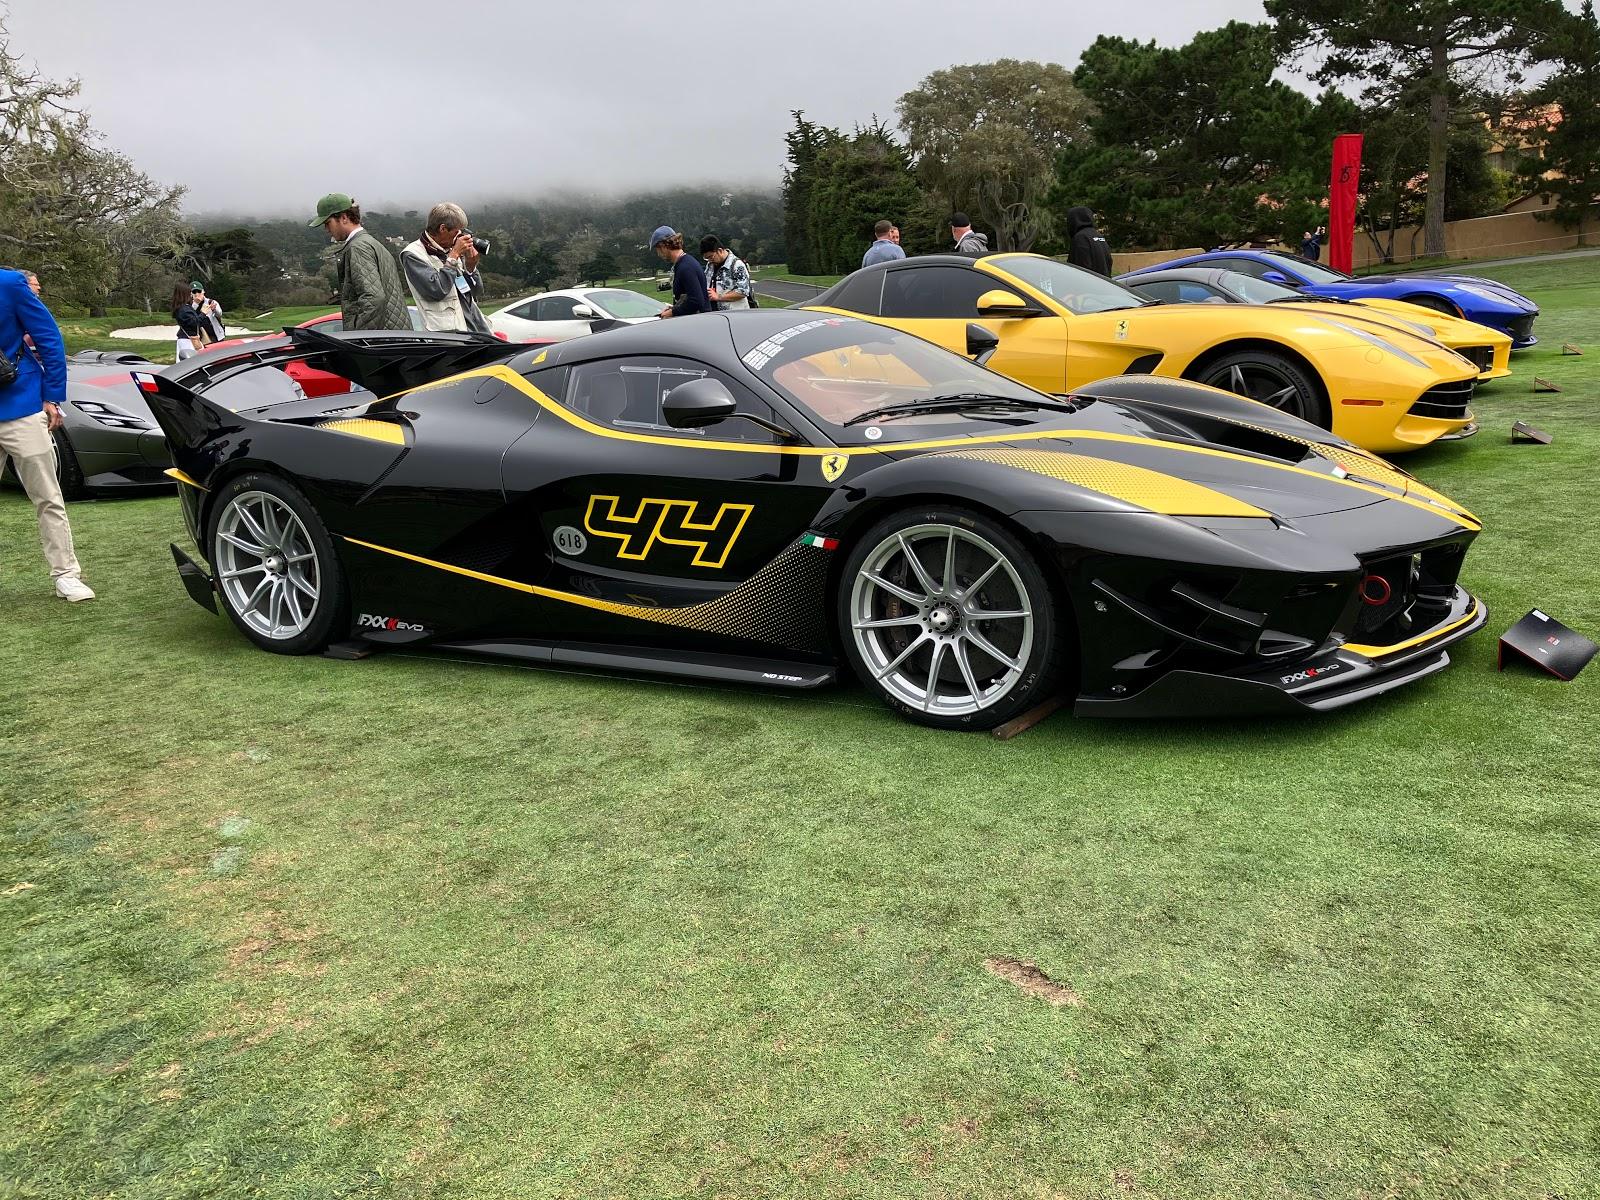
(401, 202), (491, 334)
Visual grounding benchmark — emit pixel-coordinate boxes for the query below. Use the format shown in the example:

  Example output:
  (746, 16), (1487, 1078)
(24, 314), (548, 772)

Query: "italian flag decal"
(802, 533), (839, 551)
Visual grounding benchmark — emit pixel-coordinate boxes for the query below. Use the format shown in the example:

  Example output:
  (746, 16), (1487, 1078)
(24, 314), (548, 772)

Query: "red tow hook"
(1359, 575), (1392, 606)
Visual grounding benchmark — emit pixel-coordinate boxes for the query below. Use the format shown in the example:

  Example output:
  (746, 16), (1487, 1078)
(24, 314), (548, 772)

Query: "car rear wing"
(162, 326), (523, 401)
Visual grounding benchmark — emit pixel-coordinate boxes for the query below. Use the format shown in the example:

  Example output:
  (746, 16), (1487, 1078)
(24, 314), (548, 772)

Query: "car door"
(875, 263), (1070, 392)
(500, 355), (836, 623)
(491, 299), (543, 342)
(532, 295), (593, 342)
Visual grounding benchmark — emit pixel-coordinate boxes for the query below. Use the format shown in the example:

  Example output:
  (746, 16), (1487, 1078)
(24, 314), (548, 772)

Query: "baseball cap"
(649, 225), (677, 249)
(309, 192), (356, 228)
(950, 212), (971, 228)
(189, 280), (204, 291)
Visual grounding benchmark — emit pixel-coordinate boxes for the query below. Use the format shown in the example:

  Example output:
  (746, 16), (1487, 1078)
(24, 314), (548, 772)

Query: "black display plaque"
(1498, 609), (1597, 680)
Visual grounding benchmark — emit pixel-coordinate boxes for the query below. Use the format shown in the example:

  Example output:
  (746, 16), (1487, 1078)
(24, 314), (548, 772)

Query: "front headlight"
(1456, 284), (1508, 305)
(71, 398), (153, 430)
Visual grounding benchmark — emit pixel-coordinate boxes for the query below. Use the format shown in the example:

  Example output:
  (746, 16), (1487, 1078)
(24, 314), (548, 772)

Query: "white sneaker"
(55, 575), (95, 602)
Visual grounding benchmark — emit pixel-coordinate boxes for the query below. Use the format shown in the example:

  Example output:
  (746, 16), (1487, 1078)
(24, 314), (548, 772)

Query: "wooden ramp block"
(1533, 377), (1562, 393)
(992, 696), (1064, 741)
(1561, 343), (1582, 355)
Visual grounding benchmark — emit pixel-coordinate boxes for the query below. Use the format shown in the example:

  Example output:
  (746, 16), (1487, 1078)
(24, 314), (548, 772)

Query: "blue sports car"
(1125, 249), (1539, 349)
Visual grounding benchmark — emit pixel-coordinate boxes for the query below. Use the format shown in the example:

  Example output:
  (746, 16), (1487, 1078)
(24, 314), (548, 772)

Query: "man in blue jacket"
(0, 268), (93, 601)
(650, 226), (710, 318)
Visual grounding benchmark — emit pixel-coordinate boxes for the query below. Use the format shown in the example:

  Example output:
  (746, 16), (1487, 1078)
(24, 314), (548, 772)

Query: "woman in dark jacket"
(171, 283), (208, 360)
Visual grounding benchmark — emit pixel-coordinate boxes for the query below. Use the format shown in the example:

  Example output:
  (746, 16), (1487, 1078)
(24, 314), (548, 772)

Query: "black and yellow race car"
(140, 314), (1486, 731)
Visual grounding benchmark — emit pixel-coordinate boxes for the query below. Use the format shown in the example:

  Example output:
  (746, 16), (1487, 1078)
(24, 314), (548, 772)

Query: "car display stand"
(322, 641), (377, 661)
(992, 696), (1065, 741)
(1511, 420), (1552, 444)
(1498, 610), (1597, 680)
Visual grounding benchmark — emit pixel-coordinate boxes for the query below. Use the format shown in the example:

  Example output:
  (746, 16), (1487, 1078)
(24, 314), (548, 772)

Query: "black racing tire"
(52, 427), (86, 500)
(1198, 349), (1330, 430)
(1401, 294), (1462, 318)
(204, 472), (348, 655)
(837, 506), (1067, 731)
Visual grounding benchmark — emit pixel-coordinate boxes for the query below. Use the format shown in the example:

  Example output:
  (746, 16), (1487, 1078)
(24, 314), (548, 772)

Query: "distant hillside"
(190, 187), (786, 294)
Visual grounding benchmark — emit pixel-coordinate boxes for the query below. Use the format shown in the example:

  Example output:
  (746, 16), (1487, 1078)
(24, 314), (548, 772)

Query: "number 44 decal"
(583, 495), (754, 569)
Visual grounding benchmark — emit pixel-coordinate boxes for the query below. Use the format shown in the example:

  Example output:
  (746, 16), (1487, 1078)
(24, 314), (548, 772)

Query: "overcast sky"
(14, 0), (1304, 216)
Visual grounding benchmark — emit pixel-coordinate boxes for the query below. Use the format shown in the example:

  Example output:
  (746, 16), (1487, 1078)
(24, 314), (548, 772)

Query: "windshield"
(1262, 252), (1351, 284)
(1226, 273), (1303, 303)
(988, 255), (1145, 315)
(734, 316), (1056, 438)
(589, 289), (665, 319)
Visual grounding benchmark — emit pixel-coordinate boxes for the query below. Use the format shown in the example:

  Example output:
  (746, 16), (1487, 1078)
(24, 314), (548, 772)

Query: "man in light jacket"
(862, 220), (905, 267)
(400, 202), (491, 334)
(310, 192), (411, 331)
(949, 213), (989, 256)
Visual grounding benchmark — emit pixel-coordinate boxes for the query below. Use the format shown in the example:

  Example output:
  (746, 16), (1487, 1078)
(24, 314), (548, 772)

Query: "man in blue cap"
(650, 226), (710, 319)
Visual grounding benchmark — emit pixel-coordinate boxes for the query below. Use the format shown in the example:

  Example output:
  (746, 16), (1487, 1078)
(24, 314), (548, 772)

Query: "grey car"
(4, 349), (370, 499)
(0, 350), (172, 498)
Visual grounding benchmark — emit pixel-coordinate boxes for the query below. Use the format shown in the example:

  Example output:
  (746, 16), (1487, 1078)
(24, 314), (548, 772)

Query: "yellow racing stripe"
(1342, 600), (1482, 658)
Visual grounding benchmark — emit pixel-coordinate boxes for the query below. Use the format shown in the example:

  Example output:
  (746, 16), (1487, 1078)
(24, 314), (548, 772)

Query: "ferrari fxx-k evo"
(141, 316), (1486, 730)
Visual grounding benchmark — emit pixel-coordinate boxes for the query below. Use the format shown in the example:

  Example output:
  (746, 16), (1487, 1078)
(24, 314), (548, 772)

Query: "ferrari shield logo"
(1115, 319), (1129, 341)
(821, 453), (847, 483)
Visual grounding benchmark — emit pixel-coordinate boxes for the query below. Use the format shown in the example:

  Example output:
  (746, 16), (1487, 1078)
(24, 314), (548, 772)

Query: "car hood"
(886, 384), (1478, 529)
(1275, 300), (1435, 339)
(1427, 275), (1537, 309)
(1115, 300), (1460, 361)
(1339, 274), (1535, 310)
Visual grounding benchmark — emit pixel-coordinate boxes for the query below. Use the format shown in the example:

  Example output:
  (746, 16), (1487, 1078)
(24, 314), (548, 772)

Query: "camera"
(463, 232), (490, 255)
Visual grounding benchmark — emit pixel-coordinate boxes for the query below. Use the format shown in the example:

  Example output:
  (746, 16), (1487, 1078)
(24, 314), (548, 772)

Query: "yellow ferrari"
(804, 253), (1483, 454)
(1116, 265), (1513, 381)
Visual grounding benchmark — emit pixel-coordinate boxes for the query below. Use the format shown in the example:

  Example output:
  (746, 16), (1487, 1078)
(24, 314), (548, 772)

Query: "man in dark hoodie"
(1065, 207), (1113, 277)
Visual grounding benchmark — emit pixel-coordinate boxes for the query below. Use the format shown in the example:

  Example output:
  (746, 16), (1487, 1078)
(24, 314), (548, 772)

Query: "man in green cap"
(190, 280), (225, 342)
(309, 193), (409, 331)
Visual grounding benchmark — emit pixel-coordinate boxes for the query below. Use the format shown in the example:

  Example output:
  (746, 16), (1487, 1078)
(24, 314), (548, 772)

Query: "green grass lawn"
(3, 258), (1597, 1198)
(57, 309), (177, 365)
(230, 305), (339, 332)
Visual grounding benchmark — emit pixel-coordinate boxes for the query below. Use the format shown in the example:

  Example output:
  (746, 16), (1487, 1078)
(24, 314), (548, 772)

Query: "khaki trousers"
(0, 410), (81, 579)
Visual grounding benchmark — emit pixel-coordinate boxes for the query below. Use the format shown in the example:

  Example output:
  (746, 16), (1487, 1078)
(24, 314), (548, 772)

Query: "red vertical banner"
(1328, 133), (1363, 274)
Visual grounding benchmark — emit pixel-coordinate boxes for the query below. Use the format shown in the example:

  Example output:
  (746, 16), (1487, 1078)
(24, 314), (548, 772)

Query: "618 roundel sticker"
(553, 526), (588, 556)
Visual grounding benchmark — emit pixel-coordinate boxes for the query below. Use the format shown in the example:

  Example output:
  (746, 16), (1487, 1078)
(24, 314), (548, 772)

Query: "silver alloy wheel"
(214, 490), (321, 640)
(849, 522), (1034, 717)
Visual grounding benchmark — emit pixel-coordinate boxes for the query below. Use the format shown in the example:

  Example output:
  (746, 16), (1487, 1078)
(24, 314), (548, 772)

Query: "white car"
(488, 287), (664, 343)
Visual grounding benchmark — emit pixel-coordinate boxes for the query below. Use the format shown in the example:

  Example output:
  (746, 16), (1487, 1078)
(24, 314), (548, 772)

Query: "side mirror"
(571, 304), (598, 318)
(1261, 271), (1291, 285)
(976, 288), (1042, 318)
(662, 377), (738, 428)
(965, 323), (1001, 366)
